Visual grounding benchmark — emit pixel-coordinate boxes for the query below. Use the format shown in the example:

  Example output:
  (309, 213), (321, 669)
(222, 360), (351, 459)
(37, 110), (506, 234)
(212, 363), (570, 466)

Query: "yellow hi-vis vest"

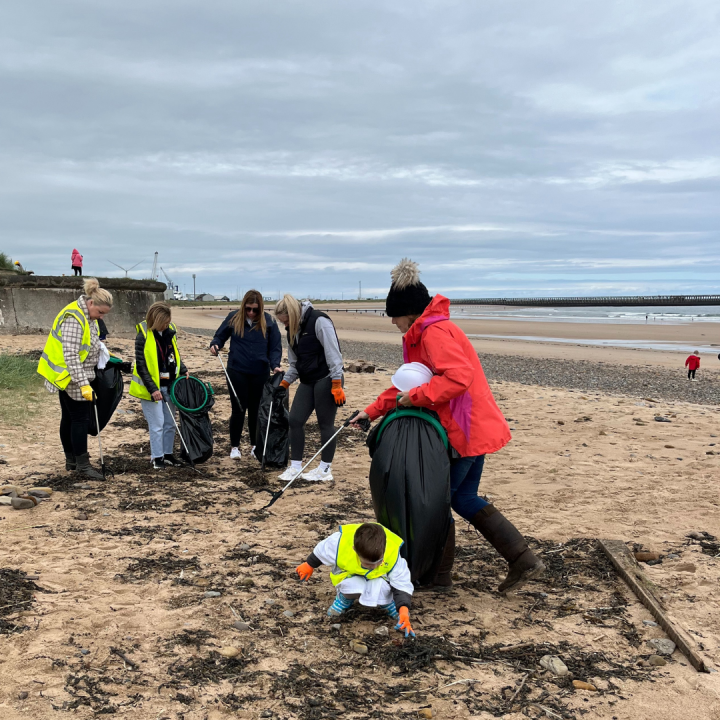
(37, 301), (95, 390)
(129, 321), (182, 401)
(329, 523), (404, 586)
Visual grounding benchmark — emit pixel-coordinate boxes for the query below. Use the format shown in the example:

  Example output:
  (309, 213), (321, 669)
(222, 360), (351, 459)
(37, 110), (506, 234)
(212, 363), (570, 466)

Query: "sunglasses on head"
(246, 306), (260, 314)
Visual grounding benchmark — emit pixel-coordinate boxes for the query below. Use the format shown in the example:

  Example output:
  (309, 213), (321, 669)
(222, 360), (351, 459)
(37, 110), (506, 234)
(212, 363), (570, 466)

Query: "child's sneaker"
(380, 601), (399, 620)
(278, 466), (302, 482)
(301, 466), (334, 482)
(230, 447), (241, 460)
(327, 592), (354, 617)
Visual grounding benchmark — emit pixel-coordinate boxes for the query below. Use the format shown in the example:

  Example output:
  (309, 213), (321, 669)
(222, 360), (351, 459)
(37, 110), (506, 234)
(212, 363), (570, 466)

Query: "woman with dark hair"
(210, 290), (283, 459)
(353, 259), (544, 595)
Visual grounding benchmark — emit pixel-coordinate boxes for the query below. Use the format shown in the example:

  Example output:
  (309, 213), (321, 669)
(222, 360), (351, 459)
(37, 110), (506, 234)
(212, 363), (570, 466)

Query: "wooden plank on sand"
(598, 539), (709, 673)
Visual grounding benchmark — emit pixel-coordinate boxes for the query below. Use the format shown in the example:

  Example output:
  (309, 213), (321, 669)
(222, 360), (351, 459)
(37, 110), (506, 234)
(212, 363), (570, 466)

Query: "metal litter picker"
(260, 410), (364, 509)
(215, 352), (244, 412)
(164, 400), (202, 475)
(91, 394), (114, 479)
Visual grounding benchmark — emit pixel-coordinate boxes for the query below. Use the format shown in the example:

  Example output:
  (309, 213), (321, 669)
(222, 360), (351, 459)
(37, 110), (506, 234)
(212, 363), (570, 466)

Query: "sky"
(1, 0), (719, 300)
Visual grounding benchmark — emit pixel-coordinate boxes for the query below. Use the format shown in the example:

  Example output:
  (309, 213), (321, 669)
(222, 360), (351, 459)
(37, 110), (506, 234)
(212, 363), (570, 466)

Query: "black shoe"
(75, 453), (104, 481)
(163, 453), (184, 467)
(152, 457), (165, 470)
(470, 505), (545, 594)
(65, 452), (77, 471)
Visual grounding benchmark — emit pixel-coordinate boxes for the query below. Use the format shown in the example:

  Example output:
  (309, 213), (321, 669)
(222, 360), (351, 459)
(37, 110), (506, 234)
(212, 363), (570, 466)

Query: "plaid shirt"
(44, 295), (101, 401)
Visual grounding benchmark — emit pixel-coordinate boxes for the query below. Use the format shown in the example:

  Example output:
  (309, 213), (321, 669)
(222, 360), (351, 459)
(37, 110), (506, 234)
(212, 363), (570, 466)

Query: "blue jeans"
(450, 455), (490, 521)
(140, 386), (177, 459)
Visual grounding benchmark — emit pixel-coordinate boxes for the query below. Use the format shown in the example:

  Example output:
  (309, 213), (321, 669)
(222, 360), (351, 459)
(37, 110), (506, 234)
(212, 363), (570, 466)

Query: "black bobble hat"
(385, 258), (432, 318)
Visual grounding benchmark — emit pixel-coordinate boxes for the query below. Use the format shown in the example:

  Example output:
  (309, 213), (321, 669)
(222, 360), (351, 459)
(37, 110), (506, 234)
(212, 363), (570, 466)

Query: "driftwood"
(598, 539), (709, 673)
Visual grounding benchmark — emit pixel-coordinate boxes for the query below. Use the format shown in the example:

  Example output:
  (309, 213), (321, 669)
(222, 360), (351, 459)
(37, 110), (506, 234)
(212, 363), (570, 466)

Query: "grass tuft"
(0, 252), (15, 271)
(0, 353), (46, 424)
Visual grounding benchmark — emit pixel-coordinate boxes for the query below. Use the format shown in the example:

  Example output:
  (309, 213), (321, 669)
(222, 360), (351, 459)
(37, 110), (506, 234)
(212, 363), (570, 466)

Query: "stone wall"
(0, 274), (166, 335)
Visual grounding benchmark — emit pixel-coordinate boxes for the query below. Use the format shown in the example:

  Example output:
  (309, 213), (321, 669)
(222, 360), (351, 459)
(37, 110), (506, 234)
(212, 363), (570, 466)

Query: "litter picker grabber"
(261, 399), (274, 473)
(164, 400), (203, 475)
(260, 410), (361, 509)
(215, 352), (244, 412)
(92, 394), (114, 480)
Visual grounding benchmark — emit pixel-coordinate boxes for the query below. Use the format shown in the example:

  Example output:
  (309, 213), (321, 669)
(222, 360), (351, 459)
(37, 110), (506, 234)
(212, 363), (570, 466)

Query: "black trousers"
(289, 376), (340, 463)
(72, 266), (82, 276)
(226, 368), (268, 447)
(59, 390), (91, 456)
(688, 369), (696, 379)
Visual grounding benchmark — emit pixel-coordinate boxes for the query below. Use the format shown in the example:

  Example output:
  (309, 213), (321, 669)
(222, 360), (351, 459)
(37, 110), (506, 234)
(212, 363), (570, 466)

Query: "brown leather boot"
(470, 504), (545, 594)
(415, 522), (455, 593)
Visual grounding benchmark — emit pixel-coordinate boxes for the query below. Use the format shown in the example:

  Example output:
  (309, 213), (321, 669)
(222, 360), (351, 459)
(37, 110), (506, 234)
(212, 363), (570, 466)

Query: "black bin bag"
(367, 408), (452, 584)
(88, 357), (129, 436)
(253, 373), (289, 468)
(170, 376), (215, 464)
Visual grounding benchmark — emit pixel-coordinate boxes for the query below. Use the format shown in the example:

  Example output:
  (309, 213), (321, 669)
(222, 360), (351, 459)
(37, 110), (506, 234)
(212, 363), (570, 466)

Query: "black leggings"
(289, 376), (340, 463)
(72, 266), (82, 276)
(688, 369), (696, 380)
(59, 391), (91, 456)
(226, 368), (268, 446)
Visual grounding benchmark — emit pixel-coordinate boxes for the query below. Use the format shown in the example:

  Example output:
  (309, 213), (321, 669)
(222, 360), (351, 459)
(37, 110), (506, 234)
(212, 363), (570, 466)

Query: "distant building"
(214, 295), (230, 302)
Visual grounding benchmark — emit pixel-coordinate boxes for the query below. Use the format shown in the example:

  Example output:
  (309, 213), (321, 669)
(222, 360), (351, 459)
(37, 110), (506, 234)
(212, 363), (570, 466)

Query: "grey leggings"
(289, 376), (340, 463)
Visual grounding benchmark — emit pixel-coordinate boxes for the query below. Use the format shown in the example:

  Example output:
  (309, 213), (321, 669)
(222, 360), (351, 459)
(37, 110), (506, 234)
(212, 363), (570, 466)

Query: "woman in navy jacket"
(210, 290), (282, 459)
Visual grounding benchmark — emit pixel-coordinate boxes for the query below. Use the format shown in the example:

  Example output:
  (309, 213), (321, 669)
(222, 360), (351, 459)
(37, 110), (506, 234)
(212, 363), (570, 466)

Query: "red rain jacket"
(685, 355), (700, 370)
(71, 249), (83, 267)
(364, 295), (511, 457)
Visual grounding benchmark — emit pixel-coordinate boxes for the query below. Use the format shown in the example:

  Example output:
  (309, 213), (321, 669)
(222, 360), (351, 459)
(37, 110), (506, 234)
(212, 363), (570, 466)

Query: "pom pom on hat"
(385, 258), (431, 318)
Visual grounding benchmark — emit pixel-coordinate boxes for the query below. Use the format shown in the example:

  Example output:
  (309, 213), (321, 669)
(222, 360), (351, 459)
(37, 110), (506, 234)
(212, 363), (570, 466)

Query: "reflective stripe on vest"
(129, 322), (182, 400)
(36, 301), (93, 391)
(329, 523), (404, 587)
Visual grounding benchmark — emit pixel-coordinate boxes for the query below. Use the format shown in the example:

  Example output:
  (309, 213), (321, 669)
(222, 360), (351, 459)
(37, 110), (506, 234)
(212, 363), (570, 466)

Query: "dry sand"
(1, 328), (720, 720)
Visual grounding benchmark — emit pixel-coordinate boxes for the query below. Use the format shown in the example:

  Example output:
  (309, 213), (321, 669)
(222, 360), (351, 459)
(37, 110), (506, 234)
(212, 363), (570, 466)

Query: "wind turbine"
(108, 260), (143, 277)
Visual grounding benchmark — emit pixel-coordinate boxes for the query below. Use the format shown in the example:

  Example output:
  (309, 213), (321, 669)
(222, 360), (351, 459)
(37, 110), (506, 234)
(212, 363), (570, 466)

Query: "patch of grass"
(0, 252), (14, 271)
(0, 353), (46, 424)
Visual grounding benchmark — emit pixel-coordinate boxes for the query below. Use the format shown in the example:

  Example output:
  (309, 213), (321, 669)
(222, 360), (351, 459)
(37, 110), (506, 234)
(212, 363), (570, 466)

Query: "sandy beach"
(1, 320), (720, 720)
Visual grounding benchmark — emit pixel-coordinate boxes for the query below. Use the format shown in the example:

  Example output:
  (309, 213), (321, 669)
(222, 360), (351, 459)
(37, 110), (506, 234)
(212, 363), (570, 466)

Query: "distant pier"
(450, 295), (720, 307)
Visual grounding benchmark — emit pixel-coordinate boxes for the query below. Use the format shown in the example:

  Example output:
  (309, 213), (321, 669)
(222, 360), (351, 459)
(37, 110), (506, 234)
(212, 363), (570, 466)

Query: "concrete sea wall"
(0, 274), (166, 335)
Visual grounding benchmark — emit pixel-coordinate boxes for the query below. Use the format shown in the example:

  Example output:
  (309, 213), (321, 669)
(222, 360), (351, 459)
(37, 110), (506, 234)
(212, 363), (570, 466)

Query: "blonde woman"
(129, 302), (189, 470)
(274, 294), (344, 482)
(210, 290), (282, 459)
(38, 278), (113, 480)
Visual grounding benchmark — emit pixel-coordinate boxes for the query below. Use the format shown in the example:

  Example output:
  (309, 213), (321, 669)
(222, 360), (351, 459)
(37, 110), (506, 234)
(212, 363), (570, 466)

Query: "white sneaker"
(301, 466), (334, 482)
(230, 447), (241, 460)
(278, 467), (302, 482)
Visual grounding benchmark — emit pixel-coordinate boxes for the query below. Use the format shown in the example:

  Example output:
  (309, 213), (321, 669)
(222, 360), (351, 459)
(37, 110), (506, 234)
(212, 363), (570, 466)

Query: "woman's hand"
(151, 390), (163, 402)
(185, 371), (190, 379)
(397, 391), (414, 407)
(350, 410), (370, 426)
(272, 366), (282, 374)
(209, 345), (219, 356)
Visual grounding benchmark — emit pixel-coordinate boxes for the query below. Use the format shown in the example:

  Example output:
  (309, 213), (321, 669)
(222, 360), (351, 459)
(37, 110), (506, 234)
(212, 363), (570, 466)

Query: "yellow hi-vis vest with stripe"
(37, 301), (95, 391)
(329, 524), (404, 586)
(129, 321), (182, 401)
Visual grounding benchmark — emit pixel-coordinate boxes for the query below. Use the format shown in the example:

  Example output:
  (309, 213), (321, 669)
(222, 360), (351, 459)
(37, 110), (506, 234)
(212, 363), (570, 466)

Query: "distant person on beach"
(37, 278), (113, 480)
(685, 350), (700, 381)
(129, 301), (189, 470)
(274, 294), (344, 482)
(71, 248), (83, 276)
(210, 290), (282, 460)
(353, 258), (545, 594)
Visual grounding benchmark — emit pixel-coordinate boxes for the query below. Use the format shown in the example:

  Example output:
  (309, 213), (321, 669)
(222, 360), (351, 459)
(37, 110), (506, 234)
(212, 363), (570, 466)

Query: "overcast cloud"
(1, 0), (718, 299)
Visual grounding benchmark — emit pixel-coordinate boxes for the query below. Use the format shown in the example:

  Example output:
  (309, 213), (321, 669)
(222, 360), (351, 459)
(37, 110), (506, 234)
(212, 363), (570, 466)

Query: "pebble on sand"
(219, 646), (241, 658)
(283, 610), (295, 618)
(572, 680), (597, 691)
(350, 640), (368, 655)
(418, 709), (435, 719)
(648, 638), (676, 655)
(203, 591), (221, 598)
(539, 655), (569, 676)
(12, 497), (36, 510)
(233, 621), (251, 631)
(649, 655), (667, 667)
(374, 626), (389, 636)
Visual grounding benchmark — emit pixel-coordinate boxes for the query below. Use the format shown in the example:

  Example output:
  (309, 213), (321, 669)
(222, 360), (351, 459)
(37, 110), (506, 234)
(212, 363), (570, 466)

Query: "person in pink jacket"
(353, 259), (544, 594)
(71, 249), (83, 276)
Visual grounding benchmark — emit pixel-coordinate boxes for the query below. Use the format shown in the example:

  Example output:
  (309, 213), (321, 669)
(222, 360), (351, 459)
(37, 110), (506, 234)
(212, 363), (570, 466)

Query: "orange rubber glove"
(331, 379), (346, 406)
(296, 562), (314, 581)
(280, 379), (290, 390)
(395, 606), (415, 638)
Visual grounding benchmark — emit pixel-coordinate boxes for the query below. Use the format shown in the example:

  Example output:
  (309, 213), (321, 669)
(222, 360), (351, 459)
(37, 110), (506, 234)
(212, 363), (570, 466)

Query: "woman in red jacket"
(685, 351), (700, 381)
(353, 259), (544, 594)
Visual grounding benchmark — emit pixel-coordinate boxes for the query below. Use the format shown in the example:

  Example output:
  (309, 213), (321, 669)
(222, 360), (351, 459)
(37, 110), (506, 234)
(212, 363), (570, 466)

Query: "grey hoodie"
(284, 300), (343, 384)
